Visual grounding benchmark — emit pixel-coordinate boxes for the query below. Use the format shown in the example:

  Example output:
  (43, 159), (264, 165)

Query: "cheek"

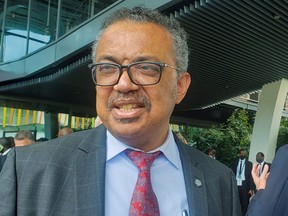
(149, 82), (178, 110)
(96, 88), (110, 113)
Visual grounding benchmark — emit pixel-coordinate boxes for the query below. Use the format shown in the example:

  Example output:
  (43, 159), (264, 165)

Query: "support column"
(249, 79), (288, 163)
(44, 112), (59, 140)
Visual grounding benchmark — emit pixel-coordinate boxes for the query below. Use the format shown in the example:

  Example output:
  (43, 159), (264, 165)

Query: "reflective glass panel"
(0, 0), (4, 61)
(3, 0), (28, 62)
(59, 0), (118, 37)
(28, 0), (58, 54)
(59, 0), (91, 37)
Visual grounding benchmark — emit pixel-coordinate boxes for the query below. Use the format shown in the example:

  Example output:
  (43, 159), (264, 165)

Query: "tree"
(276, 117), (288, 150)
(191, 109), (253, 166)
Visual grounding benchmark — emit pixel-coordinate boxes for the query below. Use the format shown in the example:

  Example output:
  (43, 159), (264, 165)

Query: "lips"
(118, 104), (139, 111)
(114, 101), (144, 111)
(107, 92), (151, 113)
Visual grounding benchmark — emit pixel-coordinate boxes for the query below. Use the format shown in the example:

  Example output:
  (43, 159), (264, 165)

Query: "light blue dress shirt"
(105, 128), (189, 216)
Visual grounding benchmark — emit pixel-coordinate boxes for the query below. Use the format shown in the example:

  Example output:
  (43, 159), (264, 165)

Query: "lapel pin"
(194, 179), (202, 187)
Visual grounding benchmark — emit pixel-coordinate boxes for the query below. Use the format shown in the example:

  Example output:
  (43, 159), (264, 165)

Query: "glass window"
(1, 0), (119, 62)
(59, 0), (119, 38)
(3, 1), (29, 62)
(0, 0), (4, 61)
(59, 0), (91, 38)
(28, 0), (58, 54)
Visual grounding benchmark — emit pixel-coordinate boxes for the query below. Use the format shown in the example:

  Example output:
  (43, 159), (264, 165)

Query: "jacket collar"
(174, 133), (208, 216)
(75, 125), (107, 216)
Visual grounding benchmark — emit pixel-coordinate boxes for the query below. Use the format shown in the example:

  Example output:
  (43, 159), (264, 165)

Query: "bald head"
(14, 130), (35, 147)
(58, 127), (73, 138)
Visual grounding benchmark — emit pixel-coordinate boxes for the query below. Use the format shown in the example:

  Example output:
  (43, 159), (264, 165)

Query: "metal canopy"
(0, 0), (288, 122)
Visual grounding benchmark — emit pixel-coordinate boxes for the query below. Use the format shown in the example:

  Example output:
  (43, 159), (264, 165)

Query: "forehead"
(102, 20), (171, 37)
(95, 21), (174, 61)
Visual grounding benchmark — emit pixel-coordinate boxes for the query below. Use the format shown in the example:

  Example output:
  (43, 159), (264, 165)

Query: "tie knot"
(125, 149), (161, 171)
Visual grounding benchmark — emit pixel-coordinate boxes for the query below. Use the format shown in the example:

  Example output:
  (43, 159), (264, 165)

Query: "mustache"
(107, 92), (151, 110)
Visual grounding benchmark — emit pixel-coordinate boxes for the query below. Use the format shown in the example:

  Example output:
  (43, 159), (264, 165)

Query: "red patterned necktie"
(125, 149), (161, 216)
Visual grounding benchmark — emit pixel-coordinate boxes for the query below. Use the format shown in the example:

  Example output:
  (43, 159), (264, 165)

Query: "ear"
(176, 72), (191, 104)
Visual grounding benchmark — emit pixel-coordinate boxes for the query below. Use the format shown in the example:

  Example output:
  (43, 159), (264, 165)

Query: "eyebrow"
(96, 55), (160, 63)
(97, 55), (117, 62)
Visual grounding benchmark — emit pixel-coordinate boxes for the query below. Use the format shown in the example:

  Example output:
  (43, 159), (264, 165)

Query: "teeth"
(119, 104), (136, 111)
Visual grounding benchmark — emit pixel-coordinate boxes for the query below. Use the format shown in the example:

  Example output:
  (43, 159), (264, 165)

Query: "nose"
(114, 69), (139, 92)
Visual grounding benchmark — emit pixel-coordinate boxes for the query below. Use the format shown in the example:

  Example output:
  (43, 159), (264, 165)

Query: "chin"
(108, 120), (144, 139)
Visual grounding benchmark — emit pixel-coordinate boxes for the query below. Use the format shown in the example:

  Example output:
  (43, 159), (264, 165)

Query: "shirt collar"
(2, 148), (11, 155)
(106, 127), (180, 169)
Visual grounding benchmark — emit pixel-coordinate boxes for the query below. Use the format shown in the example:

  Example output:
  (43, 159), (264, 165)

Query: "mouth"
(107, 92), (151, 121)
(116, 103), (144, 111)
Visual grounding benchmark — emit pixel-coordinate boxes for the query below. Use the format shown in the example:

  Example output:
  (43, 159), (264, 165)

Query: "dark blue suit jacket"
(0, 125), (241, 216)
(247, 144), (288, 216)
(0, 154), (7, 172)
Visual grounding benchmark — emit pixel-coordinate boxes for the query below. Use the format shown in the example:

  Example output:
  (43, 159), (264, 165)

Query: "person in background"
(14, 130), (35, 147)
(231, 149), (255, 216)
(0, 137), (14, 154)
(247, 144), (288, 216)
(255, 152), (271, 176)
(175, 132), (188, 144)
(0, 137), (15, 172)
(208, 148), (216, 159)
(58, 127), (73, 137)
(0, 6), (241, 216)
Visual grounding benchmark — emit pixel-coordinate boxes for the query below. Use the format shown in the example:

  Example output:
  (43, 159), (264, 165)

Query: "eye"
(134, 63), (160, 75)
(96, 64), (119, 76)
(99, 64), (116, 72)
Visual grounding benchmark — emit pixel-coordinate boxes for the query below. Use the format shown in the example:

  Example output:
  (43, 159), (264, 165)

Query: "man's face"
(256, 153), (264, 163)
(95, 21), (191, 151)
(239, 150), (246, 159)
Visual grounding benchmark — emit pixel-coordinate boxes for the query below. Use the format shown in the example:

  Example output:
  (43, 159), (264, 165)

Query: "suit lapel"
(75, 126), (107, 216)
(175, 135), (208, 216)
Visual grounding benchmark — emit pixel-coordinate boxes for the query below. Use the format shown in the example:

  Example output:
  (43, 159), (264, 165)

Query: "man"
(14, 130), (36, 147)
(208, 148), (216, 159)
(232, 149), (255, 215)
(0, 7), (241, 216)
(58, 127), (73, 137)
(247, 144), (288, 215)
(0, 137), (14, 172)
(255, 152), (271, 176)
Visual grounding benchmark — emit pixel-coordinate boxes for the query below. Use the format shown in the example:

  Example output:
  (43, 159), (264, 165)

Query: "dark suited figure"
(0, 137), (14, 172)
(232, 149), (254, 215)
(247, 144), (288, 215)
(255, 152), (271, 176)
(0, 7), (241, 216)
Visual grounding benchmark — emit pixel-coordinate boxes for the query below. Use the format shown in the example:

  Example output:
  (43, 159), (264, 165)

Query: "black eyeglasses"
(88, 61), (179, 86)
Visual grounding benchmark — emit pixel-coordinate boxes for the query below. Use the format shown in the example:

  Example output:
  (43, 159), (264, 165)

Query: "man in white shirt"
(232, 149), (255, 215)
(256, 152), (271, 176)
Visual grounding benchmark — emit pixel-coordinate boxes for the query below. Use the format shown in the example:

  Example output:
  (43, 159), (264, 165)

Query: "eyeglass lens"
(92, 62), (162, 86)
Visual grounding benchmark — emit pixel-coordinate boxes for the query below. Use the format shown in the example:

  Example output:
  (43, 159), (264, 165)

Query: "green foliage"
(276, 117), (288, 150)
(176, 110), (288, 166)
(188, 109), (253, 166)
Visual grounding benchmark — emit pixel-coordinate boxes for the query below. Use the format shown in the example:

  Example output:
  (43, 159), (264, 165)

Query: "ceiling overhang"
(0, 0), (287, 123)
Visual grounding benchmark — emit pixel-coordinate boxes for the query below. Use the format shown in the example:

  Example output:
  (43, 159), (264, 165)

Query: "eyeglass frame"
(88, 61), (179, 86)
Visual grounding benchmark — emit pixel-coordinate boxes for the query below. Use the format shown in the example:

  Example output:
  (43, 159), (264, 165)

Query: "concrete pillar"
(44, 112), (59, 140)
(249, 79), (288, 163)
